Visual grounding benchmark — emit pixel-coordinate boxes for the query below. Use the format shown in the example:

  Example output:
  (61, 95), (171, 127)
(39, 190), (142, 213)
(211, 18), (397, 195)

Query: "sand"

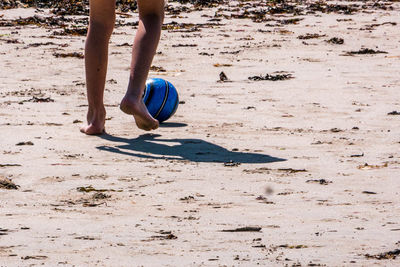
(0, 1), (400, 266)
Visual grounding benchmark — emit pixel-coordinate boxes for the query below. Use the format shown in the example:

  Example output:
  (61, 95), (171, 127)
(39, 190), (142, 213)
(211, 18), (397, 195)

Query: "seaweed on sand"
(1, 0), (396, 17)
(0, 176), (19, 190)
(366, 249), (400, 260)
(249, 72), (294, 81)
(0, 0), (137, 14)
(169, 0), (226, 7)
(0, 15), (68, 27)
(344, 48), (388, 56)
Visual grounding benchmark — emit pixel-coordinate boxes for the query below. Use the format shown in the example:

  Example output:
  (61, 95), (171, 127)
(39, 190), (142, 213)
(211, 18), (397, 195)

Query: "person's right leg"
(81, 0), (116, 135)
(120, 0), (165, 131)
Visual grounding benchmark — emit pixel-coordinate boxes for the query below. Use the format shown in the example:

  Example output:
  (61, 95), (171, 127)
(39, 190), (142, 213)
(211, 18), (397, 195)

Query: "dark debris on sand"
(0, 0), (398, 39)
(170, 0), (225, 7)
(20, 96), (55, 103)
(0, 15), (68, 27)
(306, 179), (332, 185)
(54, 27), (88, 36)
(327, 37), (344, 45)
(219, 71), (230, 82)
(249, 73), (294, 81)
(365, 249), (400, 260)
(0, 176), (19, 190)
(344, 48), (388, 56)
(212, 1), (396, 23)
(388, 111), (400, 115)
(221, 226), (262, 232)
(16, 141), (34, 146)
(53, 52), (84, 59)
(1, 1), (397, 18)
(0, 0), (137, 14)
(298, 33), (326, 40)
(148, 230), (178, 241)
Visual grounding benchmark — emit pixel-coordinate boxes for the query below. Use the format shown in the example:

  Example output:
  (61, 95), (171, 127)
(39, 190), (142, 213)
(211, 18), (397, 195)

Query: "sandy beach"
(1, 0), (400, 266)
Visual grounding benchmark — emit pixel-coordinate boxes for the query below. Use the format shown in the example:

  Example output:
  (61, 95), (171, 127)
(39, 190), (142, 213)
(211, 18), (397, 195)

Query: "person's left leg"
(119, 0), (165, 131)
(81, 0), (116, 135)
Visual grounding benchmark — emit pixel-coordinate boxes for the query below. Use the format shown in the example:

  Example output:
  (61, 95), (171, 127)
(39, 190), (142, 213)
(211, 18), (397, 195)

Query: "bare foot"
(80, 107), (106, 135)
(120, 95), (159, 131)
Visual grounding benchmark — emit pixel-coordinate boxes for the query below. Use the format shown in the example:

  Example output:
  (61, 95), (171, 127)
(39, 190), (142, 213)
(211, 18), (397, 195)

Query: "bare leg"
(81, 0), (116, 135)
(120, 0), (164, 131)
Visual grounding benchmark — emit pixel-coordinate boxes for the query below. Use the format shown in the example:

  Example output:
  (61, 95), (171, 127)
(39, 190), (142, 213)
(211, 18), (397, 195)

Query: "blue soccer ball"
(143, 78), (179, 123)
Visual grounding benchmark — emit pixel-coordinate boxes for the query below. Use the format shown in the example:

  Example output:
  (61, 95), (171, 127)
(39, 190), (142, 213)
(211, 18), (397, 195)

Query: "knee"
(141, 12), (164, 26)
(89, 17), (115, 38)
(139, 1), (165, 24)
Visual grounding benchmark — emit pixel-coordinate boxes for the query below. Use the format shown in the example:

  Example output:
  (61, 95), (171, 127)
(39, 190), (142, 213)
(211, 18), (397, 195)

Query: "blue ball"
(143, 78), (179, 123)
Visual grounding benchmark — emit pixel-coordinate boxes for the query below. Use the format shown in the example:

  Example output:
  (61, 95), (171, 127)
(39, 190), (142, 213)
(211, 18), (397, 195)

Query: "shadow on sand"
(97, 133), (286, 164)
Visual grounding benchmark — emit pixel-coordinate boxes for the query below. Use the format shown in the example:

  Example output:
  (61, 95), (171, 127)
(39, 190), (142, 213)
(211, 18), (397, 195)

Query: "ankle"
(87, 105), (106, 119)
(122, 94), (143, 105)
(88, 105), (105, 112)
(126, 79), (146, 99)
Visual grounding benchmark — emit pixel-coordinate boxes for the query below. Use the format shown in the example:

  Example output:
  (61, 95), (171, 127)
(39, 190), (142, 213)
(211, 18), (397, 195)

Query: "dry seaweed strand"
(53, 52), (84, 59)
(249, 73), (294, 81)
(365, 249), (400, 260)
(345, 48), (388, 55)
(298, 33), (326, 40)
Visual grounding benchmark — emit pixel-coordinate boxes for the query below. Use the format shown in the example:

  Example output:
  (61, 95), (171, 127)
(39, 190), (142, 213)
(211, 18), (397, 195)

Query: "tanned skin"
(81, 0), (164, 135)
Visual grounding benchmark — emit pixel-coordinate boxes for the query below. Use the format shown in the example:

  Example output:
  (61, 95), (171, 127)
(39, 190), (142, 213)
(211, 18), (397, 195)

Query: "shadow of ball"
(143, 78), (179, 123)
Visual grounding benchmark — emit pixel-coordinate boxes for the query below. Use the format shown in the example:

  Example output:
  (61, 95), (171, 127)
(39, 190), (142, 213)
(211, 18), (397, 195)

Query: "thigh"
(137, 0), (165, 16)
